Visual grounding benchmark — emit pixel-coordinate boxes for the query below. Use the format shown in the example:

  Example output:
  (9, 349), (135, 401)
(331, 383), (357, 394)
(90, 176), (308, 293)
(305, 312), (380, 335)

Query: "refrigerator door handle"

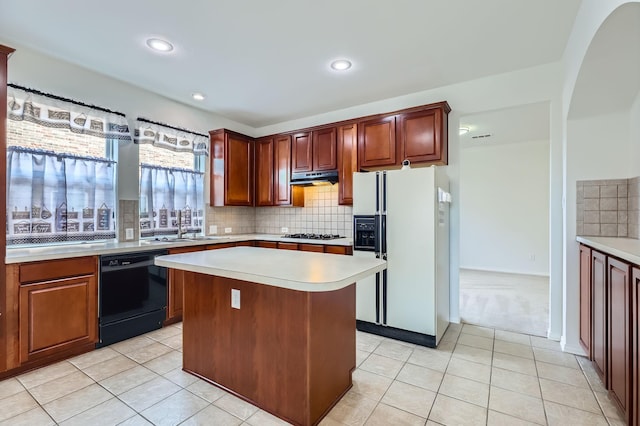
(381, 215), (387, 260)
(382, 269), (388, 325)
(375, 271), (381, 324)
(382, 171), (387, 213)
(375, 171), (380, 214)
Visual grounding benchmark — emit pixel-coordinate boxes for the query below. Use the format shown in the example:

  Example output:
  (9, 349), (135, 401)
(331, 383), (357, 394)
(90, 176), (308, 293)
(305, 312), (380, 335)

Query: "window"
(135, 119), (208, 238)
(5, 87), (130, 245)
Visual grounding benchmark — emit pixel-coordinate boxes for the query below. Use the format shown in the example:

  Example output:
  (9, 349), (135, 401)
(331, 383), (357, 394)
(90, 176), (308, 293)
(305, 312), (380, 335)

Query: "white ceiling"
(0, 1), (581, 128)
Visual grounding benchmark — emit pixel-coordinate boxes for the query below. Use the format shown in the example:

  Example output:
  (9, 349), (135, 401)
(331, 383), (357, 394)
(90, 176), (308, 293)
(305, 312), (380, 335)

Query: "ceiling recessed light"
(459, 126), (470, 135)
(146, 38), (174, 52)
(330, 59), (352, 71)
(192, 93), (205, 101)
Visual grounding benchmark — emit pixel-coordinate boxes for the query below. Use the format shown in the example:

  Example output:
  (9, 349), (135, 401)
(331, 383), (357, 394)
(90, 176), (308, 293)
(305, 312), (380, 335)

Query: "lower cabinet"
(608, 257), (631, 421)
(592, 249), (607, 384)
(3, 256), (98, 374)
(20, 275), (97, 364)
(632, 267), (640, 426)
(581, 244), (636, 424)
(166, 246), (203, 324)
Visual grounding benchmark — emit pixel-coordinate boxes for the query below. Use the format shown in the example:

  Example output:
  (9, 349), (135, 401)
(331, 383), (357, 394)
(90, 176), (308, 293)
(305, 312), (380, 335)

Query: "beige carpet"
(459, 268), (549, 337)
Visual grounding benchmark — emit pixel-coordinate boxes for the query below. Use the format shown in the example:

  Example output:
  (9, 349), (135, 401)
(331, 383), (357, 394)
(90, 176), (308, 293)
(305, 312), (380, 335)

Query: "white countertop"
(5, 234), (353, 264)
(155, 246), (386, 292)
(577, 236), (640, 265)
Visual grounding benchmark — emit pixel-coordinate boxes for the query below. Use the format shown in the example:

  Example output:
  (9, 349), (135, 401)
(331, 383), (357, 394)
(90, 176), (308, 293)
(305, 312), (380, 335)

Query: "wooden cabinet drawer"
(257, 241), (278, 249)
(235, 241), (255, 247)
(207, 242), (236, 250)
(298, 244), (324, 253)
(325, 245), (352, 255)
(19, 256), (96, 283)
(278, 242), (299, 251)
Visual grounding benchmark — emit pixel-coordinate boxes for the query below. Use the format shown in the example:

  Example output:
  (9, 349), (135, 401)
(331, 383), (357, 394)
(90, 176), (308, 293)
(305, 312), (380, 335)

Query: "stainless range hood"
(290, 170), (339, 186)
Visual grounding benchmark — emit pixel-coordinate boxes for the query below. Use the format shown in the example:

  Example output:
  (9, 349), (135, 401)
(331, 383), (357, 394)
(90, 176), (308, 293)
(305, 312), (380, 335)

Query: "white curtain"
(7, 88), (131, 141)
(6, 147), (116, 245)
(139, 164), (203, 237)
(134, 120), (208, 155)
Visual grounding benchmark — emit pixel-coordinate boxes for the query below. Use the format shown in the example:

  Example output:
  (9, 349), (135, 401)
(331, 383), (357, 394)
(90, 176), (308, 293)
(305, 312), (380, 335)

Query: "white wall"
(561, 0), (640, 354)
(460, 140), (550, 275)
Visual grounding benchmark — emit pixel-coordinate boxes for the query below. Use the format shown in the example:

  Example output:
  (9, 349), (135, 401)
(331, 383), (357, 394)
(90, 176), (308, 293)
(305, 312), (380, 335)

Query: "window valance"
(7, 85), (132, 141)
(134, 118), (209, 156)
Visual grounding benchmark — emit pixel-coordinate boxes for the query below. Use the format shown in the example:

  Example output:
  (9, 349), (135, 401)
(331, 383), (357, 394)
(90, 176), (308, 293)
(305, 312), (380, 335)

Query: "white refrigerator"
(352, 165), (451, 347)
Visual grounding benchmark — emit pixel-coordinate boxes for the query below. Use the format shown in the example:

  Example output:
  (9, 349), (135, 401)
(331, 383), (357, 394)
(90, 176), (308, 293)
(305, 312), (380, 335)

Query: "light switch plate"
(231, 289), (240, 309)
(125, 228), (134, 240)
(209, 225), (217, 234)
(224, 227), (232, 234)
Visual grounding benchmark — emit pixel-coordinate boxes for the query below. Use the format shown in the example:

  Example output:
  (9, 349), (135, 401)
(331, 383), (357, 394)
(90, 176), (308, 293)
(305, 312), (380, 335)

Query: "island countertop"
(155, 246), (387, 292)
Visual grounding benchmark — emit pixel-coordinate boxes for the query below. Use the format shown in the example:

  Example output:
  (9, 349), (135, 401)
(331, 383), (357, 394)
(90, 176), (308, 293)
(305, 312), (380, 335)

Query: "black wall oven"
(98, 249), (168, 347)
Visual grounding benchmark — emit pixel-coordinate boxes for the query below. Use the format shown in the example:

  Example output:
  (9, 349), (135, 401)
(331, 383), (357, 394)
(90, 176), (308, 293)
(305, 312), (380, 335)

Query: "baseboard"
(546, 330), (561, 341)
(562, 342), (587, 356)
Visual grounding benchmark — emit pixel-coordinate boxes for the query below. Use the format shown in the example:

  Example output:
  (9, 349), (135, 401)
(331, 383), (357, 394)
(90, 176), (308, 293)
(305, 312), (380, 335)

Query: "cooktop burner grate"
(282, 233), (344, 240)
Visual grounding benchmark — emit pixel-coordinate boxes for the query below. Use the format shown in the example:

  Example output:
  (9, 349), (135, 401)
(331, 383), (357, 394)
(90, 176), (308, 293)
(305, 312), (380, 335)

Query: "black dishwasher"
(98, 249), (168, 347)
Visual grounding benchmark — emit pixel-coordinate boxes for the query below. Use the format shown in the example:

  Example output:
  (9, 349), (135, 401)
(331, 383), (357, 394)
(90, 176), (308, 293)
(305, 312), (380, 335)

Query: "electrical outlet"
(231, 289), (240, 309)
(281, 227), (289, 233)
(209, 225), (217, 234)
(529, 254), (536, 261)
(125, 228), (134, 240)
(224, 227), (232, 234)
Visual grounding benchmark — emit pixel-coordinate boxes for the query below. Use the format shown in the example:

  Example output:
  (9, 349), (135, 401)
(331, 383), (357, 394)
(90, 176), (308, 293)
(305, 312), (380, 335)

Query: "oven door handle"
(101, 259), (156, 272)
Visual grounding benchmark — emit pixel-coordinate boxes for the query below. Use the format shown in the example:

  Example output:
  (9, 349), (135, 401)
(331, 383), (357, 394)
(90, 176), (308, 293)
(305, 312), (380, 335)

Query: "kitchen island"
(155, 246), (386, 426)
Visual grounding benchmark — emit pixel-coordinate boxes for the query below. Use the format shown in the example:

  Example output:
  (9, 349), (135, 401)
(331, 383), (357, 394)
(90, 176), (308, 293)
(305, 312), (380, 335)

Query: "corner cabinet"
(210, 129), (254, 206)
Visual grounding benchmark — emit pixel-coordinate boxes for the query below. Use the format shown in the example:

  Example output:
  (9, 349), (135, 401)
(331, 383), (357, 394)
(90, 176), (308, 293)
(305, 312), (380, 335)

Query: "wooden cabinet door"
(167, 246), (202, 323)
(358, 115), (397, 168)
(579, 244), (592, 356)
(20, 275), (97, 363)
(632, 267), (640, 426)
(225, 133), (254, 206)
(398, 107), (445, 164)
(255, 137), (275, 206)
(592, 250), (607, 385)
(607, 256), (631, 419)
(312, 127), (337, 171)
(292, 132), (312, 172)
(337, 123), (358, 205)
(274, 135), (293, 206)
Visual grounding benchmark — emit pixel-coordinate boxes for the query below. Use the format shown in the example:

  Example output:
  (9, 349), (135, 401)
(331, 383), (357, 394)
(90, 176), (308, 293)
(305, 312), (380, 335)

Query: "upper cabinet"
(256, 135), (303, 207)
(210, 129), (254, 206)
(312, 127), (337, 171)
(358, 115), (397, 168)
(337, 123), (358, 206)
(398, 102), (450, 165)
(292, 128), (337, 172)
(292, 132), (312, 172)
(357, 101), (450, 170)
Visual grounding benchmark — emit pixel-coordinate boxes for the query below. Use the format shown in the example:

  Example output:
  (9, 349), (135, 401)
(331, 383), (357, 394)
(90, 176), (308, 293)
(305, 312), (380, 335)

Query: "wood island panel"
(182, 272), (356, 426)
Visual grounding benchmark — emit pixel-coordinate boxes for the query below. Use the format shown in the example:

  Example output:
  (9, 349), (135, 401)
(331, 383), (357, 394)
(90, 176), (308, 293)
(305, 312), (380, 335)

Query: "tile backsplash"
(255, 185), (353, 236)
(201, 185), (353, 237)
(576, 178), (639, 238)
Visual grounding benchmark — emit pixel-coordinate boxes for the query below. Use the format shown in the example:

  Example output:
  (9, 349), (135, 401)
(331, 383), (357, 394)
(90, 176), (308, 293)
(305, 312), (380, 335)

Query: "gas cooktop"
(282, 233), (344, 240)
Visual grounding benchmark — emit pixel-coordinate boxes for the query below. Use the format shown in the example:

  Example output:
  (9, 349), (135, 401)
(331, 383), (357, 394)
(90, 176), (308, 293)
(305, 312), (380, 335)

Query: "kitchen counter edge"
(576, 236), (640, 265)
(6, 234), (353, 264)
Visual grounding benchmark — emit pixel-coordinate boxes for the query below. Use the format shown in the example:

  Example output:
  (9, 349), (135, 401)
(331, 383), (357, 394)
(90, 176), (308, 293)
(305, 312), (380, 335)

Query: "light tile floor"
(0, 323), (625, 425)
